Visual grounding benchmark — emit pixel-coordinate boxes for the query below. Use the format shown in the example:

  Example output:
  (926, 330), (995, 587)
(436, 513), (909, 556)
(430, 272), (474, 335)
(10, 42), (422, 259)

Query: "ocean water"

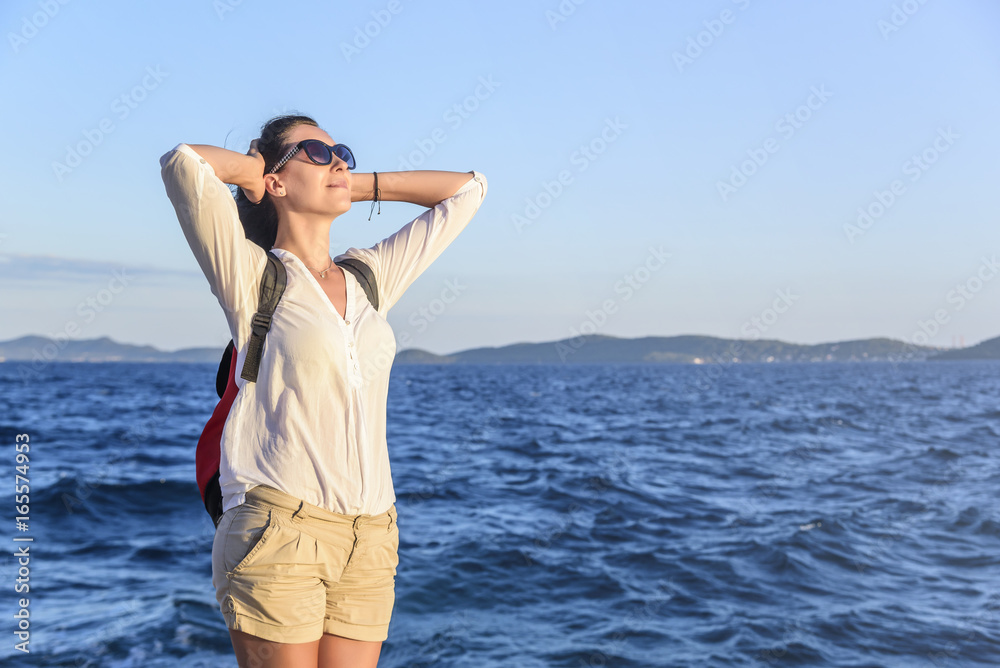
(1, 360), (998, 667)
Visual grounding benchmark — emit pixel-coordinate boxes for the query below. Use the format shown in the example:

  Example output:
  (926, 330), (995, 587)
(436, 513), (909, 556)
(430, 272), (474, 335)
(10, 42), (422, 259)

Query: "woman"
(159, 114), (487, 668)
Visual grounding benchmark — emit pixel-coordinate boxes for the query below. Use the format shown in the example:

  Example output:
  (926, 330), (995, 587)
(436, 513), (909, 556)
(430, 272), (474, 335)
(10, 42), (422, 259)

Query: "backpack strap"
(336, 257), (379, 312)
(241, 250), (287, 382)
(236, 253), (376, 383)
(216, 340), (235, 398)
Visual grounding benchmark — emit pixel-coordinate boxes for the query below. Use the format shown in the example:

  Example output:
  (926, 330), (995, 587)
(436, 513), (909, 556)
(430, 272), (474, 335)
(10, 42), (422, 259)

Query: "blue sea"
(1, 360), (999, 667)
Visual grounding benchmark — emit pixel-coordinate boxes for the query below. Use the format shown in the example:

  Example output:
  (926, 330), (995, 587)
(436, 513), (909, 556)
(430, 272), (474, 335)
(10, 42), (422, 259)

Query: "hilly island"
(0, 333), (995, 365)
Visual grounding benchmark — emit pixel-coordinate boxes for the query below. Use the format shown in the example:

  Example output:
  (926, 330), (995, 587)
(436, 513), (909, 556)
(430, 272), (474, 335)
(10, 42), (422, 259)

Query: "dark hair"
(232, 113), (319, 250)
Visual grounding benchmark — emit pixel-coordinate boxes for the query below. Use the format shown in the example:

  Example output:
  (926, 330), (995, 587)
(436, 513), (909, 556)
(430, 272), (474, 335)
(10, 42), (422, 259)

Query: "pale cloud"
(0, 253), (199, 285)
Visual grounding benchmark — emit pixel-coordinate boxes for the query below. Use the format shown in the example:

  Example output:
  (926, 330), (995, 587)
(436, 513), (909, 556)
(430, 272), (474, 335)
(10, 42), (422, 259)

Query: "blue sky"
(1, 0), (998, 354)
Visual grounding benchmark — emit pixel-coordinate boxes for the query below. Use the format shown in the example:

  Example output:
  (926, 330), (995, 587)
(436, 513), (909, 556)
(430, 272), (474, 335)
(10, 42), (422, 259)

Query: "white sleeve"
(159, 143), (266, 342)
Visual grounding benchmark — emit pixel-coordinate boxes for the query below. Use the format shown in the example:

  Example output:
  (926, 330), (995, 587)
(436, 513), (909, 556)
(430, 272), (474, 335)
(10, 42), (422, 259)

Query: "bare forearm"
(351, 170), (474, 208)
(186, 144), (260, 191)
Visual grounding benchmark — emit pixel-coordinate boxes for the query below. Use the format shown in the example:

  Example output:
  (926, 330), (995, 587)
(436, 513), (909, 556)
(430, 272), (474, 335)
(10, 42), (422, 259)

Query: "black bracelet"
(368, 171), (381, 221)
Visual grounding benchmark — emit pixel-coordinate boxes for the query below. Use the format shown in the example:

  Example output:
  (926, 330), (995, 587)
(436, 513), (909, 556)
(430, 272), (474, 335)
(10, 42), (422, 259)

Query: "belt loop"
(291, 501), (306, 520)
(387, 506), (395, 533)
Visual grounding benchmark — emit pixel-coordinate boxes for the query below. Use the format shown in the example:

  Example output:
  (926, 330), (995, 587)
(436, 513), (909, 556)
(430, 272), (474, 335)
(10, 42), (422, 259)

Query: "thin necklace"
(304, 257), (334, 278)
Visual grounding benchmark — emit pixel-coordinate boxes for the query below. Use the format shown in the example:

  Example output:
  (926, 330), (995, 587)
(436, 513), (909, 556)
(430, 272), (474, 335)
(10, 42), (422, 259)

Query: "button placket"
(337, 271), (361, 381)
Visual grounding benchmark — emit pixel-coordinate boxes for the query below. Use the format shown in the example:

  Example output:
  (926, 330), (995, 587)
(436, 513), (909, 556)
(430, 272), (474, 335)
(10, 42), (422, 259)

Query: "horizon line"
(0, 331), (980, 356)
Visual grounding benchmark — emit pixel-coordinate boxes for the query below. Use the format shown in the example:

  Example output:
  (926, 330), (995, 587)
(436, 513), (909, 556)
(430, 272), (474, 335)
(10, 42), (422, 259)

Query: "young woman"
(159, 114), (487, 668)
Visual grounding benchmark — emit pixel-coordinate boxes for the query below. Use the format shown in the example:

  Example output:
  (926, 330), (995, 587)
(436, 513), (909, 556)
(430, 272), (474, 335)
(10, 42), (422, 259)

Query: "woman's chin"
(327, 188), (351, 207)
(327, 201), (352, 218)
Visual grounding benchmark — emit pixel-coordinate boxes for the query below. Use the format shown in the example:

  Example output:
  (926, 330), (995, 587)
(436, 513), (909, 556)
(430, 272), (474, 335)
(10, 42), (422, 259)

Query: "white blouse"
(159, 143), (487, 516)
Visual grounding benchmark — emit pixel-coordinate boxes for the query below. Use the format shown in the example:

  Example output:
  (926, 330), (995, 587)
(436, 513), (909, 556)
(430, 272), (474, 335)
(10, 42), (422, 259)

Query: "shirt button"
(348, 341), (354, 347)
(345, 319), (350, 325)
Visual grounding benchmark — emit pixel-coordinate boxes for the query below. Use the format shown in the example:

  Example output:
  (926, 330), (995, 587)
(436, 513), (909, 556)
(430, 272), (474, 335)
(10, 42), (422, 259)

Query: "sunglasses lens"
(334, 144), (356, 170)
(303, 140), (332, 164)
(302, 141), (356, 170)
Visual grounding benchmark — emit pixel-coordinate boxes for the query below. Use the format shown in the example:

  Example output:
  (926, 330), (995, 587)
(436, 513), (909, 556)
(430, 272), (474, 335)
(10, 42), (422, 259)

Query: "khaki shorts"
(211, 484), (399, 644)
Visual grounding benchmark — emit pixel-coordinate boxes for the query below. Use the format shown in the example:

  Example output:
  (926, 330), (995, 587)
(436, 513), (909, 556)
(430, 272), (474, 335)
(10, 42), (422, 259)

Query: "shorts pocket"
(375, 516), (400, 575)
(386, 524), (400, 576)
(223, 504), (281, 574)
(211, 507), (240, 589)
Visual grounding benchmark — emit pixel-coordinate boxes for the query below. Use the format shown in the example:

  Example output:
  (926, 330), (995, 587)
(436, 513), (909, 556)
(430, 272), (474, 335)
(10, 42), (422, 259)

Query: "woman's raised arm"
(350, 170), (475, 209)
(159, 143), (267, 334)
(187, 142), (266, 204)
(337, 170), (487, 315)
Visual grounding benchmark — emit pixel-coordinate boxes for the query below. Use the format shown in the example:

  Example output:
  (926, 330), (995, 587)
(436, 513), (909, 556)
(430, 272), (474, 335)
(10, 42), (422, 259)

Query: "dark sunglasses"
(268, 139), (356, 174)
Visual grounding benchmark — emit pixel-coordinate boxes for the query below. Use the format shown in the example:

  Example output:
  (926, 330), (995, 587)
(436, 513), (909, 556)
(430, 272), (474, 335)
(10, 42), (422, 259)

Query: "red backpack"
(196, 251), (379, 526)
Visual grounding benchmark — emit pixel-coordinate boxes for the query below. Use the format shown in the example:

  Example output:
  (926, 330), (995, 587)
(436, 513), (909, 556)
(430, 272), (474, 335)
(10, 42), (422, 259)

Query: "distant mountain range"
(0, 333), (995, 364)
(0, 336), (222, 363)
(926, 336), (1000, 361)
